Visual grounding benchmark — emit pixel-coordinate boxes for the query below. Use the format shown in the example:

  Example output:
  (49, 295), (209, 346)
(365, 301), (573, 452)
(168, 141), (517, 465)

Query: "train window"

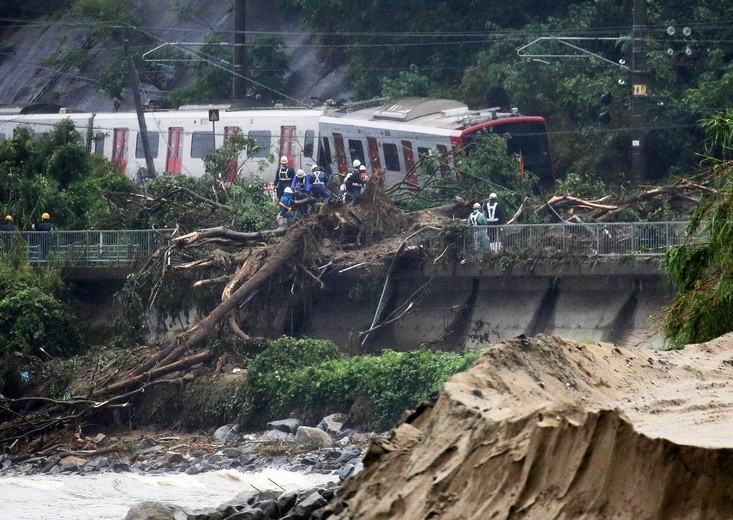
(191, 131), (215, 158)
(348, 139), (365, 166)
(383, 143), (400, 171)
(247, 130), (271, 158)
(417, 147), (430, 159)
(320, 136), (332, 164)
(304, 130), (315, 158)
(135, 132), (160, 158)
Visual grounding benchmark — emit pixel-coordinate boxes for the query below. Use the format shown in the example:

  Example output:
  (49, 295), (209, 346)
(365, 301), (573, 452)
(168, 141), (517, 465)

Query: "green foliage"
(243, 337), (342, 424)
(241, 336), (481, 430)
(170, 35), (289, 105)
(0, 119), (135, 230)
(380, 64), (431, 98)
(555, 172), (607, 199)
(663, 111), (733, 348)
(0, 258), (83, 357)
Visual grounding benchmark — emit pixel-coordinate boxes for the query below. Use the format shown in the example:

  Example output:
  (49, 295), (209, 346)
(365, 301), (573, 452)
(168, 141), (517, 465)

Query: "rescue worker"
(483, 193), (503, 250)
(308, 164), (332, 203)
(277, 187), (296, 228)
(273, 156), (295, 200)
(0, 215), (16, 253)
(467, 202), (488, 250)
(343, 164), (368, 204)
(34, 212), (54, 261)
(291, 168), (311, 215)
(1, 215), (17, 232)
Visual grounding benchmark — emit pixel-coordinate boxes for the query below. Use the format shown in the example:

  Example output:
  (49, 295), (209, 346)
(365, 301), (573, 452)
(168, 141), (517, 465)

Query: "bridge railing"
(0, 229), (176, 266)
(462, 221), (695, 258)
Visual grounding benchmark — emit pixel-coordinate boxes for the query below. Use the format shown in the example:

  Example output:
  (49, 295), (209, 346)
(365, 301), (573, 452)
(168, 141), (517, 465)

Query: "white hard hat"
(473, 203), (481, 210)
(311, 164), (319, 171)
(284, 187), (293, 194)
(353, 159), (361, 168)
(280, 156), (288, 164)
(489, 192), (497, 199)
(359, 165), (366, 171)
(296, 169), (305, 178)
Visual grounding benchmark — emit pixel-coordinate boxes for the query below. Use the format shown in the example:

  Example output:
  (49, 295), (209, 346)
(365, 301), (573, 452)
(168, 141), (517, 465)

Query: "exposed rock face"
(328, 334), (733, 519)
(0, 0), (348, 112)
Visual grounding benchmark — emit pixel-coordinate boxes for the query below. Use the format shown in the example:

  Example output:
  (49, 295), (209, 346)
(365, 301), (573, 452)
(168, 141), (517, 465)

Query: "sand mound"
(330, 334), (733, 519)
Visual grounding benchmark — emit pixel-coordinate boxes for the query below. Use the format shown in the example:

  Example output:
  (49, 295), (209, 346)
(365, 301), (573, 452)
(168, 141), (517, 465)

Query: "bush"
(241, 337), (482, 430)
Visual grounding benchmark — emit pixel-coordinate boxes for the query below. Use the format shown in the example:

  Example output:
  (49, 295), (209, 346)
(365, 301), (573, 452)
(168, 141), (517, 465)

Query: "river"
(0, 468), (336, 519)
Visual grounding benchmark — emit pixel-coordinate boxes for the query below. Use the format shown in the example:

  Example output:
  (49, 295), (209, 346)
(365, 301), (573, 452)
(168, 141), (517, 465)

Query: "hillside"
(327, 333), (733, 519)
(0, 0), (349, 112)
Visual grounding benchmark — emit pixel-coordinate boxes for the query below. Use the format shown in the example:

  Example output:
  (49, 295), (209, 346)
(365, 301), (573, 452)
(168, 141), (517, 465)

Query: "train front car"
(318, 98), (554, 192)
(457, 114), (554, 189)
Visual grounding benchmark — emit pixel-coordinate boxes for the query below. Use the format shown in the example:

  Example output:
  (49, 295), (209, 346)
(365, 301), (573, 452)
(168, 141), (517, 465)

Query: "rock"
(159, 452), (184, 466)
(291, 491), (327, 518)
(266, 418), (302, 434)
(221, 447), (241, 458)
(123, 500), (188, 520)
(317, 413), (347, 435)
(262, 429), (293, 441)
(295, 426), (333, 448)
(277, 490), (298, 515)
(338, 463), (355, 481)
(113, 462), (131, 473)
(92, 433), (107, 444)
(337, 446), (362, 463)
(59, 455), (88, 472)
(212, 424), (235, 443)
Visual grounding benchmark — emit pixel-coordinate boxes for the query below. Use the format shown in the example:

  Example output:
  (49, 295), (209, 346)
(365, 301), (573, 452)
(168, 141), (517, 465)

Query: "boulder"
(294, 426), (333, 448)
(123, 501), (188, 520)
(316, 413), (347, 435)
(266, 418), (302, 434)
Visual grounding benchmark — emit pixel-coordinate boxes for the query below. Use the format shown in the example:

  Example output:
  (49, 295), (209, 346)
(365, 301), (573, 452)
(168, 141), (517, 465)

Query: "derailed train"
(0, 97), (553, 188)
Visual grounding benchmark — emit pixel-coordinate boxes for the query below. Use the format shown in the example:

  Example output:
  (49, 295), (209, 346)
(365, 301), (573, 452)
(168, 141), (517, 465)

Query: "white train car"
(0, 109), (95, 147)
(0, 98), (553, 189)
(91, 107), (324, 182)
(318, 98), (554, 188)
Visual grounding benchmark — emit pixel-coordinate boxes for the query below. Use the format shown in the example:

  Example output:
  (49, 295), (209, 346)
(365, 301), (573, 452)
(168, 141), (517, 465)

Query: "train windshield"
(463, 120), (553, 187)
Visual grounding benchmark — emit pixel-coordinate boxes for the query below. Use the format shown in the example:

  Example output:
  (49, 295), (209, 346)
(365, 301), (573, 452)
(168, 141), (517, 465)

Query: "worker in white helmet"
(273, 155), (295, 200)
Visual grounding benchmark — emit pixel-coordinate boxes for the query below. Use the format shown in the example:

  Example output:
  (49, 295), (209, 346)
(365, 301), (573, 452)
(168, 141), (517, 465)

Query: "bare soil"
(329, 334), (733, 519)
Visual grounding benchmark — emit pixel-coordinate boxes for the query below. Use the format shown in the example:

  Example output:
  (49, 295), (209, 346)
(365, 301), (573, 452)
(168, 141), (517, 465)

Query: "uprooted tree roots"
(0, 184), (409, 446)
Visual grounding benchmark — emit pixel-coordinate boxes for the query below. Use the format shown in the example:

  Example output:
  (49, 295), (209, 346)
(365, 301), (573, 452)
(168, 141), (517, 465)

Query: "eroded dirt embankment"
(330, 334), (733, 519)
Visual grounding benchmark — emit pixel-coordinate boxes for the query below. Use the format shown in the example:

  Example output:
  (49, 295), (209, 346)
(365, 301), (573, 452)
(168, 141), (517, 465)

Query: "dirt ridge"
(329, 334), (733, 519)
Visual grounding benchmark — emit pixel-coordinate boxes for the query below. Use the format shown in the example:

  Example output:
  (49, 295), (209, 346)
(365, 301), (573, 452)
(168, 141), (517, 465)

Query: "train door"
(166, 127), (184, 176)
(279, 125), (296, 166)
(436, 144), (451, 178)
(224, 126), (240, 184)
(367, 137), (381, 172)
(401, 140), (417, 190)
(333, 133), (348, 175)
(111, 128), (128, 171)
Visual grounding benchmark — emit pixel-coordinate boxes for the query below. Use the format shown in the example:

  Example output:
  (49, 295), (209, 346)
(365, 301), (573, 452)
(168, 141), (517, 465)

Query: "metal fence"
(463, 221), (695, 258)
(0, 229), (175, 266)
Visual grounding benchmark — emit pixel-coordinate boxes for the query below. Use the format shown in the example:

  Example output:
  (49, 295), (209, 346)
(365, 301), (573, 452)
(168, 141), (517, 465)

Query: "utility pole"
(631, 0), (647, 180)
(123, 39), (156, 178)
(233, 0), (247, 100)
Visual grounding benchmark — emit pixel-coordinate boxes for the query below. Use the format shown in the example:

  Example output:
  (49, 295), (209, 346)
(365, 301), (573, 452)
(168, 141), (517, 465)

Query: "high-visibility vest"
(485, 202), (499, 223)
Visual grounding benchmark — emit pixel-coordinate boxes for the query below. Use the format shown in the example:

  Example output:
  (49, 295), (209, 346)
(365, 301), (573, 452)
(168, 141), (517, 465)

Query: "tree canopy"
(663, 110), (733, 348)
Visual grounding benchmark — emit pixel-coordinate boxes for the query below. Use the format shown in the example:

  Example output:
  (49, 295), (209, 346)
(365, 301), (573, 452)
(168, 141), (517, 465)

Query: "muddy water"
(0, 468), (336, 519)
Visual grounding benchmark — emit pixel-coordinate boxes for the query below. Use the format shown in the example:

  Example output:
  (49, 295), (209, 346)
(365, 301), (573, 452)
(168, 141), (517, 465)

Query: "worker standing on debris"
(273, 156), (295, 200)
(467, 203), (488, 250)
(309, 164), (332, 204)
(277, 187), (296, 228)
(291, 168), (311, 215)
(483, 193), (503, 251)
(343, 164), (368, 204)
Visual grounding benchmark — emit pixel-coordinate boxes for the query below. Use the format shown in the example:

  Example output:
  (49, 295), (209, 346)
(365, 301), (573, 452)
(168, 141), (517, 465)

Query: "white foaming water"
(0, 468), (336, 519)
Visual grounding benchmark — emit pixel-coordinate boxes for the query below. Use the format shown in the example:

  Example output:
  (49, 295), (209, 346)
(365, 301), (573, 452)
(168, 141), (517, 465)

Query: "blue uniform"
(278, 192), (295, 222)
(308, 169), (332, 202)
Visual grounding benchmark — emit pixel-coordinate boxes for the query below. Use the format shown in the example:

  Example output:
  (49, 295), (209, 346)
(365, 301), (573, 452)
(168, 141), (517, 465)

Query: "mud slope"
(331, 334), (733, 519)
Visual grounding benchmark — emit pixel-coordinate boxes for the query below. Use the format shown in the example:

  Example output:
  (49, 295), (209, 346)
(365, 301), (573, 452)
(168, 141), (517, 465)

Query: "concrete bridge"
(4, 223), (689, 350)
(306, 222), (691, 351)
